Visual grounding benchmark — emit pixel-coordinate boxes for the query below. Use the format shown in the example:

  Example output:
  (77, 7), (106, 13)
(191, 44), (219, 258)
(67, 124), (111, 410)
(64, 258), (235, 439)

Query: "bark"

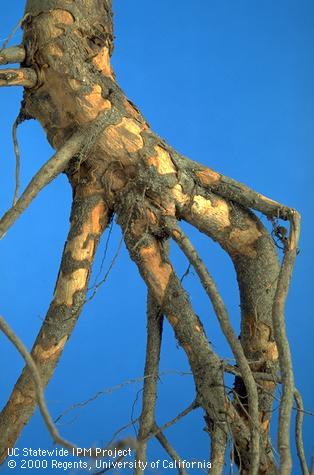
(0, 177), (110, 462)
(0, 68), (37, 87)
(135, 293), (163, 470)
(0, 1), (301, 473)
(0, 46), (26, 65)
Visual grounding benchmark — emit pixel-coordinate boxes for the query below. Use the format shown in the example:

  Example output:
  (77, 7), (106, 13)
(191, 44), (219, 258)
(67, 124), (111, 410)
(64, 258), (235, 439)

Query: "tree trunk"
(0, 1), (302, 473)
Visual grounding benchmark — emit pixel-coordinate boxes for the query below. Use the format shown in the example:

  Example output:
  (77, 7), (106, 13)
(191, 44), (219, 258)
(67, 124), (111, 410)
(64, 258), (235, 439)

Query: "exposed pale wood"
(0, 180), (110, 463)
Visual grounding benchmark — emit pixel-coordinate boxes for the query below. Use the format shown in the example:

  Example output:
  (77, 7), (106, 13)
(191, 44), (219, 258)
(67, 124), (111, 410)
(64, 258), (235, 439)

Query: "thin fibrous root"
(0, 108), (114, 239)
(135, 292), (163, 473)
(272, 210), (300, 474)
(169, 221), (260, 475)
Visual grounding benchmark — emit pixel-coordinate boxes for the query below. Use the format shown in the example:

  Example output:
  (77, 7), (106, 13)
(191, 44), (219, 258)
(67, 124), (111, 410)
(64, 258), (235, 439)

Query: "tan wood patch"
(147, 146), (176, 175)
(33, 336), (68, 361)
(139, 242), (172, 302)
(195, 168), (221, 186)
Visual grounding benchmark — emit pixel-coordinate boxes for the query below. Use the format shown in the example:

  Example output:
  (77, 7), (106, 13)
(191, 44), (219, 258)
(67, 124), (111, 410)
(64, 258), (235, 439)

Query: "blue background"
(0, 1), (313, 473)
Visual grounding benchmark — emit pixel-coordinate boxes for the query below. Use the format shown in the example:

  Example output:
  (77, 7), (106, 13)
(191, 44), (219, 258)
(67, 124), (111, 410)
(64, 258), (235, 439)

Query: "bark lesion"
(112, 172), (278, 472)
(0, 177), (110, 464)
(0, 67), (37, 87)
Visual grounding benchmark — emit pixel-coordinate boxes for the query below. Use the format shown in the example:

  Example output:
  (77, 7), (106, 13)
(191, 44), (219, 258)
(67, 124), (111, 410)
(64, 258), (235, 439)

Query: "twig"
(226, 419), (243, 475)
(153, 425), (188, 475)
(0, 68), (37, 88)
(249, 377), (314, 419)
(0, 14), (29, 53)
(170, 223), (260, 475)
(294, 389), (310, 475)
(92, 438), (137, 474)
(135, 292), (163, 473)
(87, 201), (136, 302)
(105, 418), (139, 450)
(0, 314), (137, 463)
(0, 315), (77, 452)
(0, 109), (113, 239)
(93, 402), (195, 475)
(228, 368), (311, 473)
(55, 370), (192, 424)
(0, 130), (83, 237)
(272, 210), (301, 474)
(131, 388), (143, 437)
(123, 230), (230, 471)
(90, 218), (114, 288)
(86, 232), (124, 301)
(143, 400), (198, 443)
(0, 45), (25, 65)
(209, 426), (227, 475)
(93, 453), (127, 474)
(223, 362), (279, 383)
(180, 263), (192, 283)
(0, 184), (110, 463)
(12, 117), (21, 205)
(55, 377), (148, 424)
